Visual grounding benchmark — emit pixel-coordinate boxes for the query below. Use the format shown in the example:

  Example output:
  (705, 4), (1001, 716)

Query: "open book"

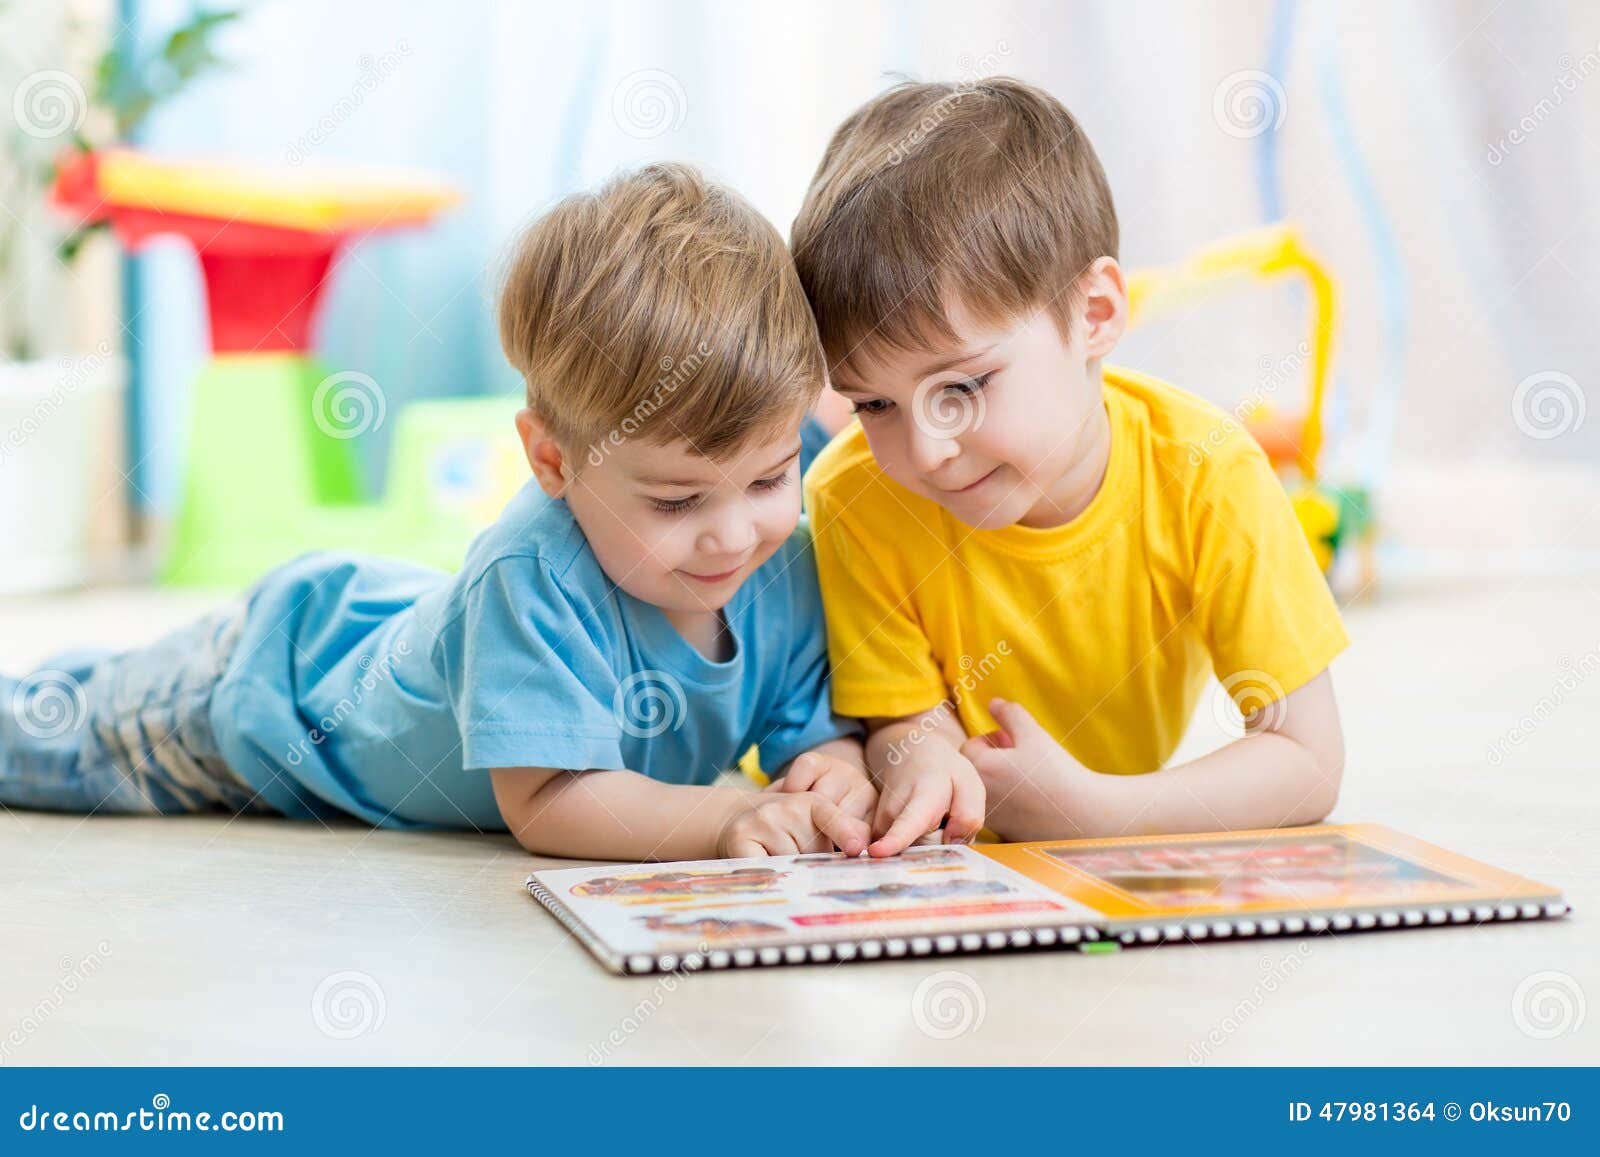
(524, 823), (1568, 975)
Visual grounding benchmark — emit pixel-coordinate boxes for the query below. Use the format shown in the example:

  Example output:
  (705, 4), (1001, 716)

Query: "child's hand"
(867, 744), (986, 857)
(718, 791), (871, 859)
(767, 751), (877, 824)
(959, 698), (1097, 840)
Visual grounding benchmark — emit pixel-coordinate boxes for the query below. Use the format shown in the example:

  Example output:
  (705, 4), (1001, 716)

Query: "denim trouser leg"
(0, 598), (273, 817)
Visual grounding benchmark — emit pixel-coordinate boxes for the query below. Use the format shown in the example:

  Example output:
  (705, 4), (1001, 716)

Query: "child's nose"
(907, 426), (961, 474)
(698, 508), (757, 556)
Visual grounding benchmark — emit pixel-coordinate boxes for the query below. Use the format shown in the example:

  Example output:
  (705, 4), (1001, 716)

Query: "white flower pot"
(0, 350), (124, 593)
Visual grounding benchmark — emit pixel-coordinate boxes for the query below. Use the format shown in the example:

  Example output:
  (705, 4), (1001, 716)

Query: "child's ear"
(515, 407), (572, 497)
(1077, 256), (1127, 361)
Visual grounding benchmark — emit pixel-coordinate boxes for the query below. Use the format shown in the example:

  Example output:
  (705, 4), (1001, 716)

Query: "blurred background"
(4, 0), (1598, 597)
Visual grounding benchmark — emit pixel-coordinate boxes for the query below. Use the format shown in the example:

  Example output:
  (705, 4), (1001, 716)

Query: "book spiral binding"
(1109, 900), (1571, 947)
(524, 873), (1570, 977)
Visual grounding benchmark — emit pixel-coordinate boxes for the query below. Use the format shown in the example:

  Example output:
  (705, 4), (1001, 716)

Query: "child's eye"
(946, 372), (994, 395)
(648, 494), (702, 515)
(851, 398), (893, 417)
(750, 471), (793, 492)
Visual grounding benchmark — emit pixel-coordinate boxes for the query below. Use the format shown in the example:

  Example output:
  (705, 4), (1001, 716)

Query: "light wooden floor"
(1, 577), (1595, 1065)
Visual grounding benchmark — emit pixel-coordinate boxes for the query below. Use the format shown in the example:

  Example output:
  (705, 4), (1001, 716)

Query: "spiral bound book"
(524, 823), (1568, 975)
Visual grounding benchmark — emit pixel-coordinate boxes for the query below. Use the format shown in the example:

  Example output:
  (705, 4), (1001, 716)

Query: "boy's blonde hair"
(498, 163), (823, 460)
(790, 77), (1118, 376)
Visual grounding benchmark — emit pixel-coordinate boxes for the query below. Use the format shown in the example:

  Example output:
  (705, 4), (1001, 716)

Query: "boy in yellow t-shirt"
(785, 78), (1349, 855)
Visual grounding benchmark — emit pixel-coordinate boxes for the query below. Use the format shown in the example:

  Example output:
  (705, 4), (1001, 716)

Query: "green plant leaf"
(91, 7), (242, 140)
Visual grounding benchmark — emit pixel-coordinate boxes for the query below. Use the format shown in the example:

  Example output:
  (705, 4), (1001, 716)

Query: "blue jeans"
(0, 597), (275, 816)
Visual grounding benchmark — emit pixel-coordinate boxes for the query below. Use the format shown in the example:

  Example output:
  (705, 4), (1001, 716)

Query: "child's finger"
(958, 735), (993, 764)
(782, 752), (824, 793)
(868, 787), (944, 858)
(809, 796), (870, 858)
(809, 768), (856, 806)
(839, 779), (878, 822)
(871, 788), (904, 840)
(963, 741), (998, 772)
(962, 730), (1010, 755)
(943, 769), (986, 843)
(989, 698), (1048, 749)
(726, 836), (767, 858)
(800, 830), (837, 855)
(761, 826), (802, 857)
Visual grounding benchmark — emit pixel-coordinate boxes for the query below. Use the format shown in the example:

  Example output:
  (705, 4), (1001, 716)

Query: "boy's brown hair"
(498, 163), (823, 461)
(790, 77), (1118, 376)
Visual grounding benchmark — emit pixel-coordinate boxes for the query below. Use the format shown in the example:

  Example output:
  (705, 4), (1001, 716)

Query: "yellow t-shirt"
(803, 365), (1349, 775)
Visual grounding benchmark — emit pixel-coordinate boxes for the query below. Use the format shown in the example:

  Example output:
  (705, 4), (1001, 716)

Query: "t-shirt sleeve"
(1190, 442), (1351, 709)
(752, 526), (864, 772)
(807, 483), (948, 720)
(440, 558), (625, 772)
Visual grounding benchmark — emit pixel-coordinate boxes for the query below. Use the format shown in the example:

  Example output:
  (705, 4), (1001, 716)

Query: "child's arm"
(490, 766), (870, 861)
(857, 705), (987, 857)
(962, 670), (1344, 839)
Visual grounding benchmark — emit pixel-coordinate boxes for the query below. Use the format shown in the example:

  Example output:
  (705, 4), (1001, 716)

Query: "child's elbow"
(1294, 731), (1345, 825)
(506, 816), (551, 857)
(490, 767), (566, 856)
(1297, 778), (1341, 826)
(499, 800), (551, 855)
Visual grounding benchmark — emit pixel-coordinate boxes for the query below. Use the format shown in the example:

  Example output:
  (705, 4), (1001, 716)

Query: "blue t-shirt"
(210, 478), (857, 831)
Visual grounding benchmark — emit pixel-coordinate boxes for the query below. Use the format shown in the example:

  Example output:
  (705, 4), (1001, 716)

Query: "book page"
(976, 824), (1561, 921)
(531, 844), (1104, 960)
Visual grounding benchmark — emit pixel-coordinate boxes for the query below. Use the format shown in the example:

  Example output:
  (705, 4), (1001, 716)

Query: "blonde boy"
(3, 165), (874, 862)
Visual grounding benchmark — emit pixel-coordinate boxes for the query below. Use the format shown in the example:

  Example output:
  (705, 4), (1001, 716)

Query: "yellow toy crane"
(1126, 223), (1373, 580)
